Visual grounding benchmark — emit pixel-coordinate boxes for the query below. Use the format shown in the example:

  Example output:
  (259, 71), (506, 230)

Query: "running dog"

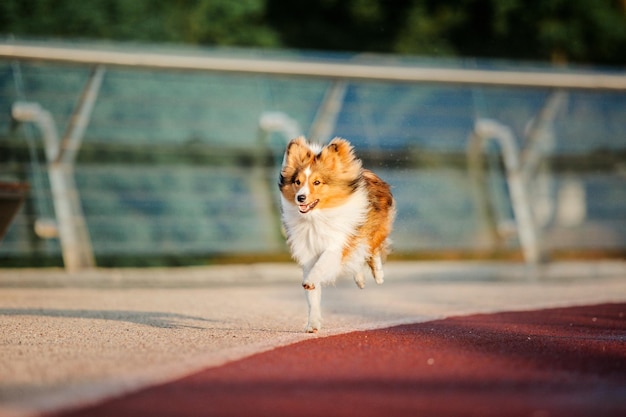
(279, 137), (395, 333)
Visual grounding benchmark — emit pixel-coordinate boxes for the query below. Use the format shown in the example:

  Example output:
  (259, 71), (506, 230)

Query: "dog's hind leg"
(368, 254), (385, 285)
(354, 271), (366, 289)
(304, 285), (322, 333)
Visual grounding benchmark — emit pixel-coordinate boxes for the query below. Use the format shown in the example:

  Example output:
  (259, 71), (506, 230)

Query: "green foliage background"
(1, 0), (625, 65)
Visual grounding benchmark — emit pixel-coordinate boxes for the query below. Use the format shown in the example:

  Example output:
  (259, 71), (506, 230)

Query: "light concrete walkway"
(0, 261), (625, 417)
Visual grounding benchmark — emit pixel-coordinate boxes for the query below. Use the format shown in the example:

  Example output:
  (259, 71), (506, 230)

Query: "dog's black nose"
(297, 195), (306, 203)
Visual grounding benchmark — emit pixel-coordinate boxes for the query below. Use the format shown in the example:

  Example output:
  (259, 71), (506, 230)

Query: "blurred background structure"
(0, 0), (625, 269)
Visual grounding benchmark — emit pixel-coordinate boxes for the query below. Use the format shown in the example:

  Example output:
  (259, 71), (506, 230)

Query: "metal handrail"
(1, 43), (625, 90)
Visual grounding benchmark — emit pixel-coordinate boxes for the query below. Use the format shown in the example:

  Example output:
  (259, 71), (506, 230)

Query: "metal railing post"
(12, 102), (96, 271)
(308, 80), (347, 143)
(468, 119), (541, 264)
(10, 66), (105, 271)
(57, 66), (106, 165)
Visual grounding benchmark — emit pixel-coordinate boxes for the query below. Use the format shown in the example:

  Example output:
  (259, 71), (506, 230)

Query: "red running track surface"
(51, 303), (626, 417)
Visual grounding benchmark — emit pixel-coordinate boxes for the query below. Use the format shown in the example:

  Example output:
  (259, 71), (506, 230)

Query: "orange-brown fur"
(280, 137), (363, 211)
(280, 137), (394, 274)
(342, 169), (394, 264)
(280, 136), (394, 332)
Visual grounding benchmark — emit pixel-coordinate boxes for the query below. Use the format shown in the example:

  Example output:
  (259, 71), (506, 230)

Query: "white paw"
(305, 319), (321, 333)
(354, 273), (365, 289)
(373, 269), (384, 285)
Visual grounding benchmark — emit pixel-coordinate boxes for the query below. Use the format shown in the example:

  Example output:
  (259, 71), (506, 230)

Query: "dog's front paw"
(305, 319), (321, 333)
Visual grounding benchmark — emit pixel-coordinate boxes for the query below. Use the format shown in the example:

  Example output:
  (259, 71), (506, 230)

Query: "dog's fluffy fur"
(279, 137), (395, 333)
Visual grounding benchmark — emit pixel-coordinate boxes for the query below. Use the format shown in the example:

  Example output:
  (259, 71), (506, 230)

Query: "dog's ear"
(321, 137), (361, 167)
(319, 137), (362, 179)
(325, 138), (355, 160)
(283, 136), (313, 168)
(279, 137), (313, 190)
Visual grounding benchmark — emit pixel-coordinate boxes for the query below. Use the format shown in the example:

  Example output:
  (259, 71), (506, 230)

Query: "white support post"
(308, 80), (347, 144)
(11, 66), (105, 271)
(12, 102), (96, 271)
(57, 66), (106, 165)
(467, 119), (541, 265)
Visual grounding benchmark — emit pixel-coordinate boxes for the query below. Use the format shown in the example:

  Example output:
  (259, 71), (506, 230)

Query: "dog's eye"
(313, 180), (321, 186)
(295, 179), (301, 185)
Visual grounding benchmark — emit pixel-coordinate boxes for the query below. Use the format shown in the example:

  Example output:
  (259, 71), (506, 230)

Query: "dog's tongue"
(298, 199), (318, 213)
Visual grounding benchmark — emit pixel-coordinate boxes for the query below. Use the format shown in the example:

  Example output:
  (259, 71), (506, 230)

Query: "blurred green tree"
(0, 0), (280, 47)
(1, 0), (624, 64)
(391, 0), (626, 64)
(265, 0), (626, 65)
(182, 0), (279, 46)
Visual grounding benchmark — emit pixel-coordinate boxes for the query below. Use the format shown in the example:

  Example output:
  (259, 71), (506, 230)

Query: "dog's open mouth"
(298, 199), (319, 214)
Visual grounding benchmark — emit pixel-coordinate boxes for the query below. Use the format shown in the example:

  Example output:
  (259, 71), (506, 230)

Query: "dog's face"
(279, 137), (362, 214)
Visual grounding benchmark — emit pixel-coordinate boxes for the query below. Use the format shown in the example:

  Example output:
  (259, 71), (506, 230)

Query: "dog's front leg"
(302, 249), (342, 289)
(304, 285), (322, 333)
(301, 249), (342, 333)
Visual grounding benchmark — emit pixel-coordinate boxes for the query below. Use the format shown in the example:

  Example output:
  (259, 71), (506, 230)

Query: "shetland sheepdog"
(279, 137), (395, 333)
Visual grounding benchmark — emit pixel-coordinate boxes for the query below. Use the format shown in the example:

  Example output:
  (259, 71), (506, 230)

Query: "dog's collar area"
(298, 199), (319, 213)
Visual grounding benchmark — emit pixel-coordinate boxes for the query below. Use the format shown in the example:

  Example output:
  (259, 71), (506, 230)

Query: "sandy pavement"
(0, 261), (625, 416)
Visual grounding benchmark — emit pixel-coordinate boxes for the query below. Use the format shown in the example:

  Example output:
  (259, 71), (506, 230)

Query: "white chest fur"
(280, 188), (368, 267)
